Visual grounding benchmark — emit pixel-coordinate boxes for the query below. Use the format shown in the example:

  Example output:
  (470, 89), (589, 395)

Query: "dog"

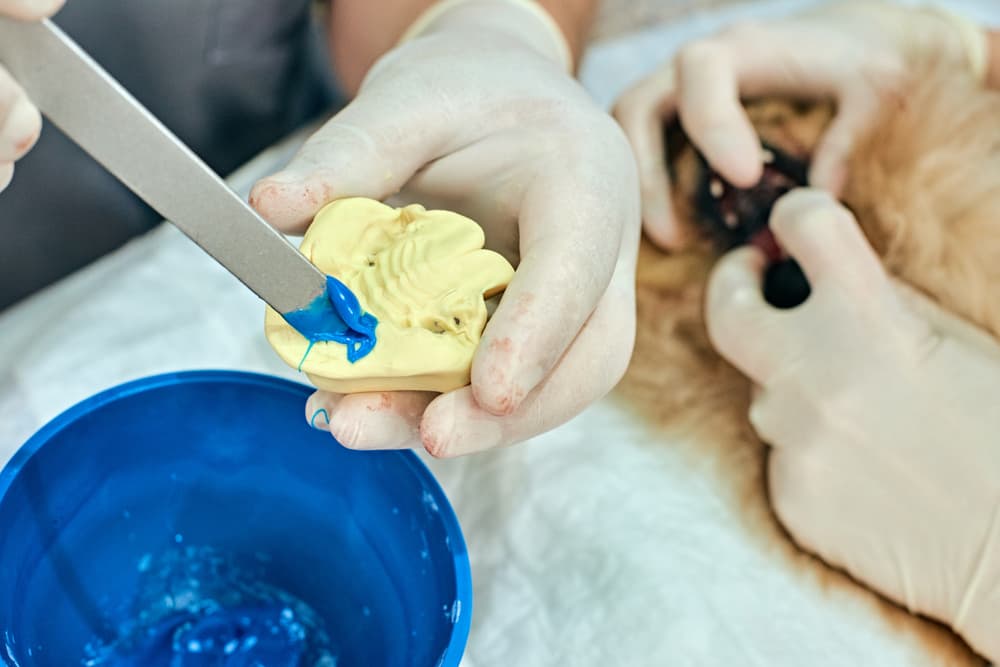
(617, 62), (1000, 666)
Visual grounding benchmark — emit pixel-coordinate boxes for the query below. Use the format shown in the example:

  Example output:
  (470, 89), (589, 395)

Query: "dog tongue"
(750, 227), (784, 263)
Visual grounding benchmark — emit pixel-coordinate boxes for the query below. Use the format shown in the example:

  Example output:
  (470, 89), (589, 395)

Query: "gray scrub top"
(0, 0), (343, 310)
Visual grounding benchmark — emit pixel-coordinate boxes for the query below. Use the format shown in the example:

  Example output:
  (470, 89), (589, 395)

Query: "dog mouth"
(694, 142), (811, 309)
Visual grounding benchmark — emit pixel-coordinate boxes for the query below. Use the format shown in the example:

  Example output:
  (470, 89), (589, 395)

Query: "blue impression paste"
(79, 545), (339, 667)
(282, 275), (378, 364)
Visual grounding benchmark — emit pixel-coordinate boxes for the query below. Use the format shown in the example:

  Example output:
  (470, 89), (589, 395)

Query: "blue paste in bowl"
(0, 371), (471, 667)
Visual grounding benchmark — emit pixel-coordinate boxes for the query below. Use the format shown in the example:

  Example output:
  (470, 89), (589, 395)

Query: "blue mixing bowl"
(0, 371), (472, 667)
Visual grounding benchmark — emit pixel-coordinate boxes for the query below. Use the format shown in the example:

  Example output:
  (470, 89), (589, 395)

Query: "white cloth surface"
(2, 2), (999, 664)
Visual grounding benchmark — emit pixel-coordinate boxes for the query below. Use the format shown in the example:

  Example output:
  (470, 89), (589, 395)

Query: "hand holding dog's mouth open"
(706, 188), (1000, 664)
(613, 0), (991, 251)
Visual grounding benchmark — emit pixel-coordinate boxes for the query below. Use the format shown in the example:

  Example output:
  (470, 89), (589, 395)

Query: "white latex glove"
(705, 188), (1000, 663)
(250, 0), (640, 458)
(0, 0), (64, 192)
(613, 0), (988, 249)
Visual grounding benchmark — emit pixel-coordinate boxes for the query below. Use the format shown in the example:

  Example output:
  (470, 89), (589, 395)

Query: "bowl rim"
(0, 369), (473, 666)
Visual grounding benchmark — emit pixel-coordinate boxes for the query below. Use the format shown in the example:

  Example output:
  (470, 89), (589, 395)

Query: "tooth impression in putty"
(265, 198), (515, 394)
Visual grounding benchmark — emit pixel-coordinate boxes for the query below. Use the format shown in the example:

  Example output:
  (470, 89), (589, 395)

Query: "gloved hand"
(250, 0), (640, 457)
(0, 0), (64, 192)
(705, 188), (1000, 663)
(612, 0), (988, 249)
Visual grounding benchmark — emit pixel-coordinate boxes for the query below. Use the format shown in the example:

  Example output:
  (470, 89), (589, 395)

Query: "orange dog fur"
(617, 64), (1000, 665)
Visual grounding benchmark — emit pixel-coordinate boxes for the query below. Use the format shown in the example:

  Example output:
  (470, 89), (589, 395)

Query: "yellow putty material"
(265, 198), (515, 393)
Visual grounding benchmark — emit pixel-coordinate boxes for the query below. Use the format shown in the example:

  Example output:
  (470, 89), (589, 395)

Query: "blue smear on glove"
(282, 275), (378, 363)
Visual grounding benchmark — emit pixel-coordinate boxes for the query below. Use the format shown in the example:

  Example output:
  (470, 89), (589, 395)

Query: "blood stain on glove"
(265, 198), (515, 394)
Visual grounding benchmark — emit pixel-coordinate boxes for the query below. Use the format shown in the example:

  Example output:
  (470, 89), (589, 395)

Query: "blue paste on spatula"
(282, 276), (378, 363)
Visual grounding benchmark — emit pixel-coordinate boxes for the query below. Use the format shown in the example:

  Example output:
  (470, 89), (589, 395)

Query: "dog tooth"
(710, 178), (724, 198)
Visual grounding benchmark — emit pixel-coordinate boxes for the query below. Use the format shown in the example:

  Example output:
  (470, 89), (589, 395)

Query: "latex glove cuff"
(920, 4), (989, 83)
(397, 0), (573, 72)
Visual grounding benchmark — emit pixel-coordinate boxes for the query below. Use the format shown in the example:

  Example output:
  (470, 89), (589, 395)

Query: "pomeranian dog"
(618, 63), (1000, 666)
